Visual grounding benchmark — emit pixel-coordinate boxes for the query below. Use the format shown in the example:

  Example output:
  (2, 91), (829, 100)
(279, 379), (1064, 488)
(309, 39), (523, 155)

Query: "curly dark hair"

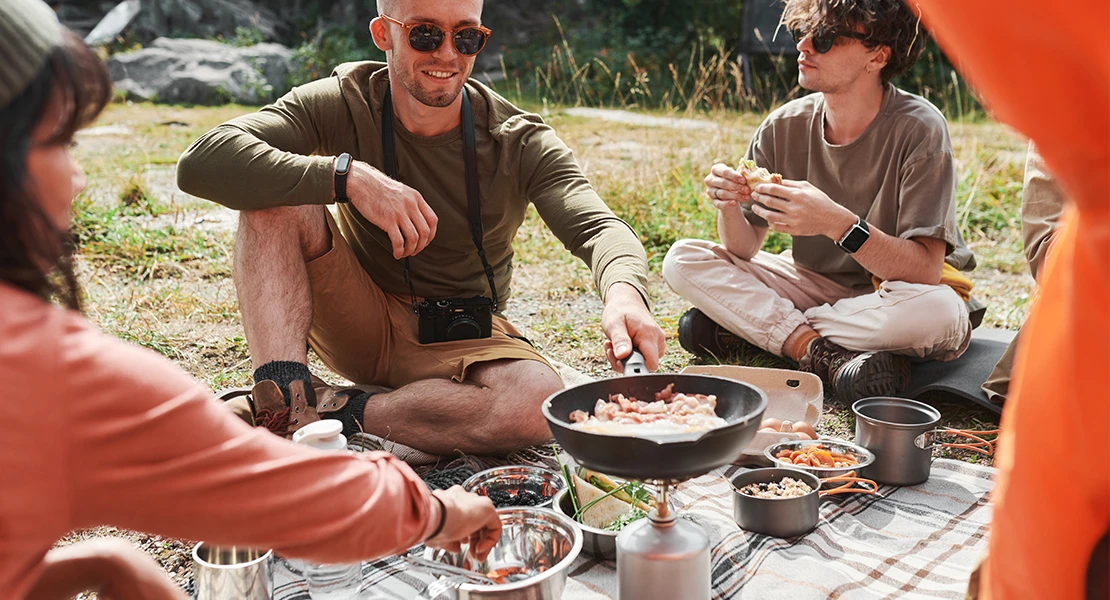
(0, 29), (111, 311)
(782, 0), (926, 83)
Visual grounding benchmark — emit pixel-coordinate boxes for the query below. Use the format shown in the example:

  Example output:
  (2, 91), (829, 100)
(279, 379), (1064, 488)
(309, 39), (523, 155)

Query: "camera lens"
(446, 316), (481, 341)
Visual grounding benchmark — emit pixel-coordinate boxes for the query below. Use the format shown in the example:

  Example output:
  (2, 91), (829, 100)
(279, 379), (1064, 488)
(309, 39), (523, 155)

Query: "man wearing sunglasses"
(663, 0), (977, 402)
(177, 0), (665, 454)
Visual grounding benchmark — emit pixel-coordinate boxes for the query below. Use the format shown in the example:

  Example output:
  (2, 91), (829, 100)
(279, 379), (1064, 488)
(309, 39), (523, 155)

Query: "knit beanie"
(0, 0), (63, 110)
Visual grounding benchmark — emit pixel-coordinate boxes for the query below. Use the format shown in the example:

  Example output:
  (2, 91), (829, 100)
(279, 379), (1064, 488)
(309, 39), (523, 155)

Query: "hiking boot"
(802, 337), (911, 402)
(678, 308), (757, 359)
(220, 376), (361, 438)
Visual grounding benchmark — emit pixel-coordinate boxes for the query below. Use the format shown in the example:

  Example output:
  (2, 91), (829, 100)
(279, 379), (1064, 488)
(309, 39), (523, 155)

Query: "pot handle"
(621, 348), (649, 376)
(818, 471), (880, 497)
(914, 428), (999, 455)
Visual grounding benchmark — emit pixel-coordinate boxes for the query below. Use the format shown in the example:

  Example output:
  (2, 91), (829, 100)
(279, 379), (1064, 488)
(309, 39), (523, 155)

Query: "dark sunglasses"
(381, 15), (492, 56)
(789, 27), (870, 54)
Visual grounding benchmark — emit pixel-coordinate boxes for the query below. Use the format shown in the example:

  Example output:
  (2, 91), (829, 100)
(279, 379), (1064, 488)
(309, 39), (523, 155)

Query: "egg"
(791, 421), (817, 440)
(760, 418), (783, 431)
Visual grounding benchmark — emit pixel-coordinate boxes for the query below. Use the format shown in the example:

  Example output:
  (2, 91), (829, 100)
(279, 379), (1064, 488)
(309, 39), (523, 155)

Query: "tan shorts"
(306, 210), (552, 387)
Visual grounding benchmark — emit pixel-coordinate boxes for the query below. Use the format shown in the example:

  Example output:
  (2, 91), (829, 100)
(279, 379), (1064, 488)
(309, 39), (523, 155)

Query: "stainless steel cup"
(852, 397), (941, 486)
(730, 468), (820, 538)
(193, 543), (273, 600)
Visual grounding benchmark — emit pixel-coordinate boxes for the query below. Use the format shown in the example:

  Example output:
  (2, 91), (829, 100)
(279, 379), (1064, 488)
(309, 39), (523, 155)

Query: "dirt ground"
(63, 101), (1026, 593)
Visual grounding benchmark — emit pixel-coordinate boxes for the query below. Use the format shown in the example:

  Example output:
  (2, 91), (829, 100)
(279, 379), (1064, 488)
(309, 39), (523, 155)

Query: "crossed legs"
(233, 205), (561, 454)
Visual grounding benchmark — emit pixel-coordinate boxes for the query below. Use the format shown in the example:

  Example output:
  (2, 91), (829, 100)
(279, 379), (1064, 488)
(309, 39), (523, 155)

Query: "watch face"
(842, 225), (870, 252)
(336, 153), (352, 175)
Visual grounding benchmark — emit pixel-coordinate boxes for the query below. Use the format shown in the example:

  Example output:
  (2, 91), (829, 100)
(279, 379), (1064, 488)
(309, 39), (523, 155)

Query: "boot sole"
(834, 352), (912, 401)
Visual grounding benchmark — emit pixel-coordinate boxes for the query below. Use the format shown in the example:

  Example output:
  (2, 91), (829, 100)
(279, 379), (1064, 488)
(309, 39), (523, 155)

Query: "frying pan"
(543, 351), (767, 481)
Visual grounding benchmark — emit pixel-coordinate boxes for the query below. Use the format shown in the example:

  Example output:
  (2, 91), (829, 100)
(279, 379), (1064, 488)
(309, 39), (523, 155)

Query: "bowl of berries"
(463, 466), (565, 510)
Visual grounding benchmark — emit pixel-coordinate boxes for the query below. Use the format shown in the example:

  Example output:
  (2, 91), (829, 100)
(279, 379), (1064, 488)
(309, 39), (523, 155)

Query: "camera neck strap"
(382, 86), (499, 314)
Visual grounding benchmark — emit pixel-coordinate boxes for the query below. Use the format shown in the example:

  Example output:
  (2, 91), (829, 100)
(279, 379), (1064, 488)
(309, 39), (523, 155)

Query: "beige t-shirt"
(742, 84), (976, 293)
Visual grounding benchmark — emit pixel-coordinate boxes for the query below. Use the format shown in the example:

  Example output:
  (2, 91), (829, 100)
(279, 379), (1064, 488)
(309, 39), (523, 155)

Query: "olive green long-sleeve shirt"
(177, 61), (648, 306)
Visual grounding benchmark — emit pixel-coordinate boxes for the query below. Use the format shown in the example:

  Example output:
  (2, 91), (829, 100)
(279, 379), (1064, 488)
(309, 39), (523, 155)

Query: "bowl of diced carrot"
(764, 439), (875, 479)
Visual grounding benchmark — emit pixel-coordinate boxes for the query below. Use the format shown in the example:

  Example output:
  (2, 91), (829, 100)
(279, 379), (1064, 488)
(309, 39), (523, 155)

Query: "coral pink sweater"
(0, 284), (441, 598)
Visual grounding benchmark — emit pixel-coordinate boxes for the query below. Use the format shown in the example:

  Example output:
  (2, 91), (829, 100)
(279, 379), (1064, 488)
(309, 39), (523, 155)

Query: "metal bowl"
(424, 507), (583, 599)
(462, 466), (565, 510)
(764, 438), (875, 479)
(551, 487), (618, 560)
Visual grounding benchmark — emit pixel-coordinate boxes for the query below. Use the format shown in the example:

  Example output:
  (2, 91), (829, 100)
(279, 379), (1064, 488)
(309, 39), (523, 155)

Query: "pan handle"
(622, 348), (648, 375)
(914, 428), (999, 455)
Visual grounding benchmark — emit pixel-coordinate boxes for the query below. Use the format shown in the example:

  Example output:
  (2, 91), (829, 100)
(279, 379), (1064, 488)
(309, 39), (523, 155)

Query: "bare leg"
(360, 359), (564, 454)
(233, 205), (331, 370)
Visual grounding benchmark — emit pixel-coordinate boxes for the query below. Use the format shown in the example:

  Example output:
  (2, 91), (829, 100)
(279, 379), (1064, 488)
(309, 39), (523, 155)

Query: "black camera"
(418, 296), (493, 344)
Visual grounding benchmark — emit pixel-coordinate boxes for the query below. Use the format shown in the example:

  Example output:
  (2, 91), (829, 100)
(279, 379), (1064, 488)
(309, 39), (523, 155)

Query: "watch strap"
(836, 216), (870, 253)
(334, 152), (351, 203)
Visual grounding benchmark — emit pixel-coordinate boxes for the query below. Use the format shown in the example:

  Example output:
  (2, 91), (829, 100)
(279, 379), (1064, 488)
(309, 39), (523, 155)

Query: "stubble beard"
(398, 64), (468, 108)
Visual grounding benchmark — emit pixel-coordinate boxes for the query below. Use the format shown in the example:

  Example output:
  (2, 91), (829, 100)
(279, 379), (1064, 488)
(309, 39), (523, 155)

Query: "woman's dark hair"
(783, 0), (926, 84)
(0, 29), (111, 311)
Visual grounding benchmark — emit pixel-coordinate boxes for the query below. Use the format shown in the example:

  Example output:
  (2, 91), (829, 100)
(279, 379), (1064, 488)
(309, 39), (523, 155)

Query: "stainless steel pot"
(852, 397), (940, 486)
(551, 487), (618, 560)
(192, 543), (273, 600)
(852, 397), (997, 486)
(730, 468), (820, 538)
(730, 468), (878, 538)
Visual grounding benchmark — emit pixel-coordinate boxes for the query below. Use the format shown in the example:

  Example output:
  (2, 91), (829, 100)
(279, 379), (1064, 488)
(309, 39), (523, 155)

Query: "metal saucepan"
(543, 351), (768, 481)
(852, 397), (998, 486)
(729, 467), (878, 538)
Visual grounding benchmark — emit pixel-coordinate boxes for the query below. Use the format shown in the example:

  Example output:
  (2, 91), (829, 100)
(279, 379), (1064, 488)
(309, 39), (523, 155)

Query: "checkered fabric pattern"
(272, 452), (992, 600)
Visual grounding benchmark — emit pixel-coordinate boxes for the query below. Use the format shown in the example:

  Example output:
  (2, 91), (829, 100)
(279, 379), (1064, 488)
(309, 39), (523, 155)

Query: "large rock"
(107, 38), (293, 105)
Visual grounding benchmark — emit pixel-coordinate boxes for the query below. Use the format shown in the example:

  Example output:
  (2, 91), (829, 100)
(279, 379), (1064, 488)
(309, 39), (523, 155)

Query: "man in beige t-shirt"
(663, 0), (975, 401)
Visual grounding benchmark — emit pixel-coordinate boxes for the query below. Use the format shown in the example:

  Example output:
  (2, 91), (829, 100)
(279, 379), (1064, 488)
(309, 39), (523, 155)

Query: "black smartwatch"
(333, 152), (352, 204)
(836, 216), (871, 253)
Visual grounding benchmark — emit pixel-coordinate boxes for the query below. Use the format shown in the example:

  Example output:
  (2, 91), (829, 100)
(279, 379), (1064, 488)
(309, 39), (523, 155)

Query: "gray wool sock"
(338, 391), (374, 440)
(253, 361), (313, 405)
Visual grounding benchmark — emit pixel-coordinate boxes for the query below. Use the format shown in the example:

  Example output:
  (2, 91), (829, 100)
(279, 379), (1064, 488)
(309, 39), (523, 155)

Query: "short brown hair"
(782, 0), (925, 83)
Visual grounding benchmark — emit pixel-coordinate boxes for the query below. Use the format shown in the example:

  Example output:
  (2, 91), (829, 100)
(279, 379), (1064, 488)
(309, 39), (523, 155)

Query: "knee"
(237, 205), (330, 261)
(876, 284), (968, 343)
(662, 238), (713, 287)
(484, 364), (563, 448)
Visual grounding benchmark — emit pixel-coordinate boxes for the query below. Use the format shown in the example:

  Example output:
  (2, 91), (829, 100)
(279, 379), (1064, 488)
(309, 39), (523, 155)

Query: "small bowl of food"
(423, 507), (582, 599)
(463, 466), (564, 509)
(730, 468), (822, 538)
(765, 439), (875, 479)
(551, 468), (653, 559)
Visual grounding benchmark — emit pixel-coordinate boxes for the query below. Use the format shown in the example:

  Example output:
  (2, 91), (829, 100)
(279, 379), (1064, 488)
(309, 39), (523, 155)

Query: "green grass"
(73, 196), (232, 280)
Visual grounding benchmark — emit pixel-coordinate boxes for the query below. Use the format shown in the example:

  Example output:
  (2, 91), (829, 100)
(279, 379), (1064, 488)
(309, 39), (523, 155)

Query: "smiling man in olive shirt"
(177, 0), (665, 455)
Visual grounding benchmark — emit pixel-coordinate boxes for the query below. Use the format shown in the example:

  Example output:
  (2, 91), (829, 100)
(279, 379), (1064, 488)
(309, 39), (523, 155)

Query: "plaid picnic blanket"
(272, 452), (993, 600)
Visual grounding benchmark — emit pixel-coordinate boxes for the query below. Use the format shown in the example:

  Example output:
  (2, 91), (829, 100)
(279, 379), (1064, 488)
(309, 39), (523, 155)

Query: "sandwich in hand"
(737, 159), (783, 187)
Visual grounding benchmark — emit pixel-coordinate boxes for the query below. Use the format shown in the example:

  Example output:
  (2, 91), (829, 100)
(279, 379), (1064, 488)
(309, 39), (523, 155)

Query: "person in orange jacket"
(909, 0), (1109, 598)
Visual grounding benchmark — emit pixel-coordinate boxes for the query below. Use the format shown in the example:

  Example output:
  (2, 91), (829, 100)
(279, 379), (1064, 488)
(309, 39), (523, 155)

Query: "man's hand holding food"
(749, 180), (858, 239)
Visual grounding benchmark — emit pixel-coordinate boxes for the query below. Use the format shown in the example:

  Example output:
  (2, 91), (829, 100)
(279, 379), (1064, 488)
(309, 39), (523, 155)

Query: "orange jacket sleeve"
(912, 2), (1110, 599)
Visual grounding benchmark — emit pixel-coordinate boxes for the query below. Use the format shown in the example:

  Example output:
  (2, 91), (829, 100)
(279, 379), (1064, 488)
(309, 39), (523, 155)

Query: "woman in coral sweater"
(0, 2), (500, 598)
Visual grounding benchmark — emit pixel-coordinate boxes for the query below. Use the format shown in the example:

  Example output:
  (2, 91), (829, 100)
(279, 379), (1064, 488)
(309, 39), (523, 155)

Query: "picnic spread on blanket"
(196, 364), (999, 600)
